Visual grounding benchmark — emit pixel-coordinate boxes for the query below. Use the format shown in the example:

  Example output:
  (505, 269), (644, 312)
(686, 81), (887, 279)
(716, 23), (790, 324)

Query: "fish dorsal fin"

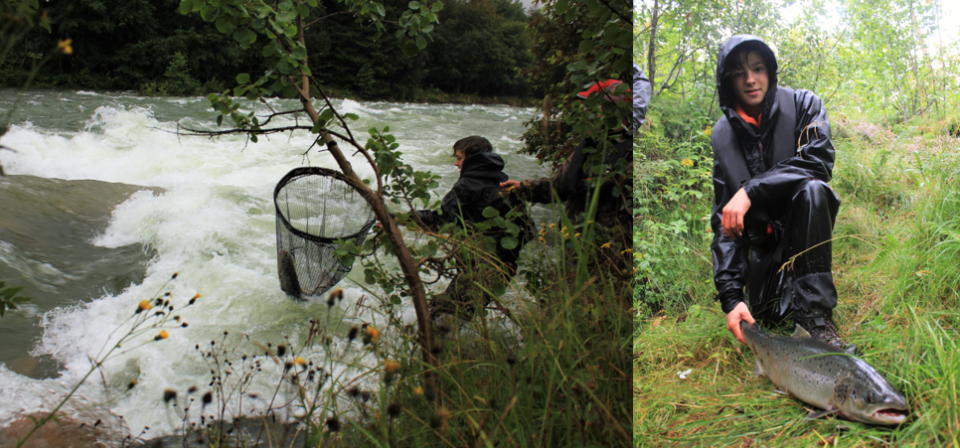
(792, 325), (812, 339)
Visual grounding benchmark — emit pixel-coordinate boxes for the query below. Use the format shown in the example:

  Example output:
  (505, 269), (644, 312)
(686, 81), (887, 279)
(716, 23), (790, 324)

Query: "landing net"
(274, 167), (375, 300)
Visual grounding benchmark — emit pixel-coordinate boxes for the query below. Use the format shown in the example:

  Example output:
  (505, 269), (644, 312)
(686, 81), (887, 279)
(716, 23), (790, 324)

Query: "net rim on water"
(273, 166), (376, 243)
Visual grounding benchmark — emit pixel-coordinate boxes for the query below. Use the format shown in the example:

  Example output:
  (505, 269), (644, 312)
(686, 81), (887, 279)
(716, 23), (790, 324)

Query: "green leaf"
(216, 114), (223, 126)
(318, 108), (335, 123)
(310, 119), (326, 133)
(297, 4), (311, 18)
(431, 1), (443, 12)
(408, 1), (420, 9)
(179, 0), (194, 15)
(281, 83), (299, 98)
(236, 73), (250, 84)
(276, 59), (294, 75)
(343, 113), (359, 121)
(401, 40), (419, 57)
(250, 134), (258, 143)
(482, 207), (500, 218)
(1, 286), (23, 300)
(554, 0), (568, 14)
(291, 46), (307, 60)
(200, 5), (216, 21)
(192, 0), (206, 11)
(579, 39), (593, 54)
(416, 35), (426, 50)
(215, 17), (234, 34)
(262, 43), (277, 57)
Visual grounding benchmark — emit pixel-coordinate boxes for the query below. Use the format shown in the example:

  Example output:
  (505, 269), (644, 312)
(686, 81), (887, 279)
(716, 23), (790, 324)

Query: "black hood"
(460, 152), (508, 182)
(715, 35), (780, 127)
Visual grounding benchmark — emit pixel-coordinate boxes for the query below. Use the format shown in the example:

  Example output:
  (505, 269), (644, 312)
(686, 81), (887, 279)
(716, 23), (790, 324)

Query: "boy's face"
(454, 149), (465, 171)
(728, 51), (768, 112)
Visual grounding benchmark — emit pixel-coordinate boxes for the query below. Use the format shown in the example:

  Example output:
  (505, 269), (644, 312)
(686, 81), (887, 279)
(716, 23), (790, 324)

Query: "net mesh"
(274, 167), (375, 300)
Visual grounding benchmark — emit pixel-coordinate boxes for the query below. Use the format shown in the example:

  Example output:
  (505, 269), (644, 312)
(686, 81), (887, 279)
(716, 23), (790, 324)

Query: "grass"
(634, 118), (960, 447)
(8, 216), (632, 448)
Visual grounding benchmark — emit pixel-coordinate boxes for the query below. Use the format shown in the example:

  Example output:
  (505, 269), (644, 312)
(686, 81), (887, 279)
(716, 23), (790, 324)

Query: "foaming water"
(0, 90), (549, 437)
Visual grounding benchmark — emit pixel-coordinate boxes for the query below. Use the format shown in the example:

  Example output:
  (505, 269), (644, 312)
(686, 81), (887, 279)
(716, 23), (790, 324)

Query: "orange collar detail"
(734, 102), (761, 129)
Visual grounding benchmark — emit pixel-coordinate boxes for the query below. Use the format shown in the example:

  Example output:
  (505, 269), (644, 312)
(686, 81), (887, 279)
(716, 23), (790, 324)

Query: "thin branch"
(596, 0), (631, 24)
(304, 10), (354, 28)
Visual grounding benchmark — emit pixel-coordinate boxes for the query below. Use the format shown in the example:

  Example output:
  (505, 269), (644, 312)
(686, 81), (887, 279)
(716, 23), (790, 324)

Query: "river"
(0, 89), (552, 440)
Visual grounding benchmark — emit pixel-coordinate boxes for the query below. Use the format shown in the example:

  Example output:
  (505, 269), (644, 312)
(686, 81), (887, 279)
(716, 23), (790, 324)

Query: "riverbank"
(0, 79), (542, 108)
(634, 114), (960, 446)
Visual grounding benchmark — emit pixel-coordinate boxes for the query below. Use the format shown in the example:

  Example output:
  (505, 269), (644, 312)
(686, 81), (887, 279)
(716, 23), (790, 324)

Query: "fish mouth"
(871, 407), (909, 424)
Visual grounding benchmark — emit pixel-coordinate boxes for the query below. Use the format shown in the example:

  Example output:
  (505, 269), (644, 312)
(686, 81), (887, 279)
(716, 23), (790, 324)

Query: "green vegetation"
(0, 274), (31, 318)
(0, 0), (537, 101)
(635, 0), (960, 446)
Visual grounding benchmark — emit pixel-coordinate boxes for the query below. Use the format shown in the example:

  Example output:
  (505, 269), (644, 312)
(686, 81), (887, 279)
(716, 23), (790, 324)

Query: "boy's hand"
(726, 301), (755, 345)
(722, 188), (752, 238)
(500, 180), (521, 193)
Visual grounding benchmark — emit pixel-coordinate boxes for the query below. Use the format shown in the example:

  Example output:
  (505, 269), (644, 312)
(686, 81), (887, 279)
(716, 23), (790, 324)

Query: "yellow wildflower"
(155, 330), (169, 341)
(548, 223), (556, 229)
(538, 236), (546, 243)
(413, 386), (424, 396)
(601, 242), (612, 249)
(138, 300), (152, 311)
(704, 126), (712, 137)
(294, 357), (307, 366)
(57, 39), (72, 55)
(384, 360), (400, 374)
(364, 325), (380, 344)
(681, 159), (694, 167)
(622, 248), (633, 255)
(574, 233), (581, 238)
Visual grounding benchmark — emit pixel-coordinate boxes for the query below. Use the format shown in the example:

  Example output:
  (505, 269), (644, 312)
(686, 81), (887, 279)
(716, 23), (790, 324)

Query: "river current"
(0, 89), (551, 439)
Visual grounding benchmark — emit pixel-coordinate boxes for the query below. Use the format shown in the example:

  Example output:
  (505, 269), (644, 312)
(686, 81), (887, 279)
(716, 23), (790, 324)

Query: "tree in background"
(2, 0), (535, 99)
(423, 0), (533, 96)
(635, 0), (960, 126)
(520, 0), (633, 166)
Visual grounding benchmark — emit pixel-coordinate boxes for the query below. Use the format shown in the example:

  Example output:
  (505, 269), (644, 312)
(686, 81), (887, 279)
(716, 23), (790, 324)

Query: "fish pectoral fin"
(805, 408), (840, 420)
(753, 358), (765, 376)
(792, 324), (813, 338)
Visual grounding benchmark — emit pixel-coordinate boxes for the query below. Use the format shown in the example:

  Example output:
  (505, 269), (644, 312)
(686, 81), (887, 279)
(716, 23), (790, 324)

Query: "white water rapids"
(0, 90), (550, 439)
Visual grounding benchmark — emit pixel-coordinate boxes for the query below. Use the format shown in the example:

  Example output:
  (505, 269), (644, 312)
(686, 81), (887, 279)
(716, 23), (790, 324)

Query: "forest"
(634, 0), (960, 446)
(0, 0), (535, 100)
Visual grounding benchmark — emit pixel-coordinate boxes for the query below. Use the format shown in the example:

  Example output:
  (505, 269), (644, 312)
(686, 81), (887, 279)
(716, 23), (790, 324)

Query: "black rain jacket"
(710, 35), (836, 312)
(418, 152), (531, 265)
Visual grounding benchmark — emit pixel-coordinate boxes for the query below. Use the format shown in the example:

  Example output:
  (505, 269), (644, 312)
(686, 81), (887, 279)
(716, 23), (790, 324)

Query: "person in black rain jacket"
(710, 35), (851, 351)
(417, 136), (532, 320)
(500, 68), (648, 230)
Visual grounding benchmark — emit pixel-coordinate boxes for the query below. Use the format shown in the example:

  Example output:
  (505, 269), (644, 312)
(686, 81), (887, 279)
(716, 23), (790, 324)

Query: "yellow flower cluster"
(58, 39), (72, 55)
(364, 326), (380, 344)
(681, 159), (694, 167)
(384, 360), (400, 374)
